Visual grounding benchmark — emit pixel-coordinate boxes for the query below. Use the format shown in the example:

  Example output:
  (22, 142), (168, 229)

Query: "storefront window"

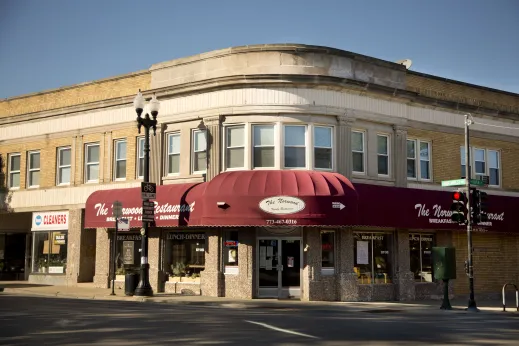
(321, 231), (335, 270)
(409, 234), (434, 282)
(164, 232), (205, 279)
(223, 231), (239, 274)
(32, 231), (67, 274)
(354, 232), (392, 284)
(114, 233), (142, 275)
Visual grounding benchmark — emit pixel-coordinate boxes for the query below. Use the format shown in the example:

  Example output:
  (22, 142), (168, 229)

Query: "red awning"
(84, 183), (205, 229)
(355, 183), (516, 234)
(196, 170), (358, 227)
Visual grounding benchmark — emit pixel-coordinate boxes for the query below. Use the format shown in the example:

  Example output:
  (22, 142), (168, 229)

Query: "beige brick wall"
(0, 72), (151, 118)
(408, 129), (519, 190)
(407, 74), (519, 114)
(452, 232), (519, 295)
(0, 126), (141, 190)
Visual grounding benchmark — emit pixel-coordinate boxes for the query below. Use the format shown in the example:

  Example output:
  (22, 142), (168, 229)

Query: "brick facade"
(0, 72), (150, 118)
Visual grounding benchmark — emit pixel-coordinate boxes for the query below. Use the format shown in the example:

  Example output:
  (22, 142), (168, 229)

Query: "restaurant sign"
(259, 196), (305, 215)
(92, 201), (196, 223)
(414, 203), (505, 228)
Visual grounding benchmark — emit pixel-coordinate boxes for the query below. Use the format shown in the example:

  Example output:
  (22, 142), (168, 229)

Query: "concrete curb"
(2, 287), (515, 315)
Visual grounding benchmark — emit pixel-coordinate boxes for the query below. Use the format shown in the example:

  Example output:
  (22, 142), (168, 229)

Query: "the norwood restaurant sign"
(93, 201), (196, 222)
(355, 183), (516, 234)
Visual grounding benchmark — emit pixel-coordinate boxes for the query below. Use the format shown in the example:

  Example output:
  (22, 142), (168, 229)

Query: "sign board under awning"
(32, 211), (69, 231)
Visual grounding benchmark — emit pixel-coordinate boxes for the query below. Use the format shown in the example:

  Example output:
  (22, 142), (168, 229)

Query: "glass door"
(257, 238), (301, 299)
(258, 239), (279, 297)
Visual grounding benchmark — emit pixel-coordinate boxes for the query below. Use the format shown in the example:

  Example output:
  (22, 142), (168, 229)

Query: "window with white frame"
(284, 125), (307, 168)
(167, 133), (181, 175)
(407, 139), (431, 180)
(85, 143), (100, 182)
(474, 148), (486, 178)
(192, 130), (206, 173)
(114, 140), (127, 180)
(352, 131), (365, 174)
(57, 147), (71, 185)
(27, 151), (40, 187)
(253, 125), (275, 168)
(225, 125), (245, 169)
(377, 135), (389, 176)
(8, 153), (20, 189)
(460, 146), (500, 186)
(488, 150), (500, 186)
(314, 126), (333, 170)
(137, 137), (145, 179)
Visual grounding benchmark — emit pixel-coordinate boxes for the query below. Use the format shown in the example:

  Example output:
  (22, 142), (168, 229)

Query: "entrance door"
(258, 238), (301, 299)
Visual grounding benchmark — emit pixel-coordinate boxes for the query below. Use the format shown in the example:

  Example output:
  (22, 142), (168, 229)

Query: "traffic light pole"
(464, 114), (478, 312)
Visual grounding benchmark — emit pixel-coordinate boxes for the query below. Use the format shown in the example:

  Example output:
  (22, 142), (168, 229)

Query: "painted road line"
(244, 320), (319, 339)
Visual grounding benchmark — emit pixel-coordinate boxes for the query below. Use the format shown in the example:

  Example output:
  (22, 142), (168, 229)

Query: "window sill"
(321, 268), (335, 276)
(56, 183), (71, 187)
(224, 266), (239, 275)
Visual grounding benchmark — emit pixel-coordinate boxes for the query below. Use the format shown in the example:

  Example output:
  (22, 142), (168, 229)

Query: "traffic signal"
(472, 189), (488, 223)
(450, 190), (467, 224)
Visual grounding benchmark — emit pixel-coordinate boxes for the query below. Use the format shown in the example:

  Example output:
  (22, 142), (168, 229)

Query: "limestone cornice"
(2, 74), (519, 127)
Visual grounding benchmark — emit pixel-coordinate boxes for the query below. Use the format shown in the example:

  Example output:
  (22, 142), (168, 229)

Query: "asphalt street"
(0, 294), (518, 345)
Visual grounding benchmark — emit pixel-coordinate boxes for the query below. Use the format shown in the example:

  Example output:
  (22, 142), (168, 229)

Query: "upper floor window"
(8, 153), (20, 189)
(377, 135), (389, 176)
(352, 131), (365, 174)
(137, 137), (144, 179)
(168, 133), (180, 175)
(27, 151), (40, 188)
(192, 130), (206, 174)
(461, 146), (500, 186)
(114, 140), (127, 180)
(253, 125), (275, 168)
(57, 147), (71, 185)
(226, 125), (245, 169)
(85, 143), (100, 183)
(407, 139), (431, 180)
(314, 126), (333, 170)
(284, 125), (307, 168)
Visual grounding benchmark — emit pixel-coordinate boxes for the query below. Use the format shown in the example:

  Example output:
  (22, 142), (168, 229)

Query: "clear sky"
(1, 0), (518, 99)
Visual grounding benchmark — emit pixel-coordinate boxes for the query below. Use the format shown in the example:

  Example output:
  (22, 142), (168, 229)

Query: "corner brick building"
(1, 44), (518, 301)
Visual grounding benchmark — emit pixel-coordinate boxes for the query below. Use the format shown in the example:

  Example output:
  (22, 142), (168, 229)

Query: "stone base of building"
(165, 281), (201, 295)
(200, 271), (224, 297)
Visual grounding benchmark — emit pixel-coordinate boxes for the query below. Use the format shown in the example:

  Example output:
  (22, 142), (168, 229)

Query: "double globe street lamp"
(133, 89), (159, 297)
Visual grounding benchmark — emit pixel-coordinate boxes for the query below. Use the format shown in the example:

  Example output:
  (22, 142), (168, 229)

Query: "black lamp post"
(133, 89), (159, 297)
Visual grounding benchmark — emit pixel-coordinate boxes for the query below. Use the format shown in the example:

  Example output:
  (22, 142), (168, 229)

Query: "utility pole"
(464, 114), (478, 312)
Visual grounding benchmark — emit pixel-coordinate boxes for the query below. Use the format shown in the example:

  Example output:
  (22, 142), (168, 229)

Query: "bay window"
(352, 131), (365, 174)
(253, 125), (275, 168)
(409, 234), (434, 282)
(284, 125), (307, 168)
(167, 133), (180, 175)
(314, 126), (333, 170)
(226, 125), (245, 169)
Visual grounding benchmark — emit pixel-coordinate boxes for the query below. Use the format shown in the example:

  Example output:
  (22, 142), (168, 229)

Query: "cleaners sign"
(32, 211), (69, 231)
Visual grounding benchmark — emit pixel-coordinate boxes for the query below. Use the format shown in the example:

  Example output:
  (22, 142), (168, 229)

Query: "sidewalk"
(1, 281), (516, 314)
